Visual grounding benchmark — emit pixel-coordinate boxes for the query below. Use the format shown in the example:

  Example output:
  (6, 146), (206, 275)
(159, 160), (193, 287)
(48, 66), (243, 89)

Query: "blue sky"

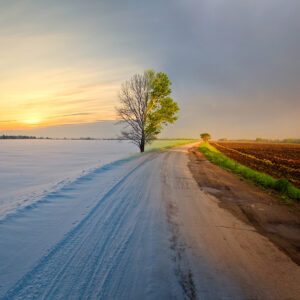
(0, 0), (299, 139)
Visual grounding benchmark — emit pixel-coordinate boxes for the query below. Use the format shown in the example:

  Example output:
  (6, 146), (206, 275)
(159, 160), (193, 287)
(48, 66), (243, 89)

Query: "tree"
(116, 70), (179, 152)
(200, 133), (211, 142)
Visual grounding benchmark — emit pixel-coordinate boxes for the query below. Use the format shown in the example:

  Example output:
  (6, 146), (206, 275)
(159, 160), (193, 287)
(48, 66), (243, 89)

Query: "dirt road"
(165, 145), (300, 299)
(1, 143), (299, 299)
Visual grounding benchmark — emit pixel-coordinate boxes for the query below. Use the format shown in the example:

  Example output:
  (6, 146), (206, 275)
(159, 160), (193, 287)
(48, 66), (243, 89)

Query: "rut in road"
(165, 199), (197, 300)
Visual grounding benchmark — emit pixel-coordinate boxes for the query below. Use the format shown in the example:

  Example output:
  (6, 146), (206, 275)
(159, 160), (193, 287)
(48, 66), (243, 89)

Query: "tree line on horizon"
(0, 135), (40, 139)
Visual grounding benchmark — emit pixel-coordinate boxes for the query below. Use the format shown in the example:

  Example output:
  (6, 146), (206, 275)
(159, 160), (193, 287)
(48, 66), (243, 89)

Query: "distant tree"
(200, 133), (211, 142)
(116, 70), (179, 152)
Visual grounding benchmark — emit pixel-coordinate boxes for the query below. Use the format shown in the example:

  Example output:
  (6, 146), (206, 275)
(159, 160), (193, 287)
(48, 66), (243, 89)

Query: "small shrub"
(274, 178), (290, 194)
(287, 185), (300, 201)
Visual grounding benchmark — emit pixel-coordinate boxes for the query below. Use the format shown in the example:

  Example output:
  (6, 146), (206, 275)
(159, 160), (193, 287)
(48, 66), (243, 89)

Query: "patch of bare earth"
(188, 148), (300, 265)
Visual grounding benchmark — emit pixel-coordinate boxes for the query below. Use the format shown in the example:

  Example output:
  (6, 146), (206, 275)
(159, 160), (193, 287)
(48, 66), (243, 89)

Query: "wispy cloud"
(61, 112), (92, 117)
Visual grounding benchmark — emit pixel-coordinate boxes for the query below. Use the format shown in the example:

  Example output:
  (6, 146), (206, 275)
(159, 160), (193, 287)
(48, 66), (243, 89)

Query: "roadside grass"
(145, 139), (198, 152)
(199, 143), (300, 202)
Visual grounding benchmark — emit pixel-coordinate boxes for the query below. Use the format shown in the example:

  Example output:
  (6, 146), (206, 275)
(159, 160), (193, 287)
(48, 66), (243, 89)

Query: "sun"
(23, 117), (42, 125)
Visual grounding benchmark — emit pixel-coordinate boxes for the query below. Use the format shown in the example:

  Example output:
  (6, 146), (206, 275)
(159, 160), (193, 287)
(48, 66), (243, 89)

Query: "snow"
(0, 140), (136, 220)
(0, 141), (181, 299)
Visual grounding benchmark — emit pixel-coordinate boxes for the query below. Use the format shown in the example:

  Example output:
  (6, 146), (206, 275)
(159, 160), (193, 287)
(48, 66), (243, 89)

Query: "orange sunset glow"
(0, 73), (124, 129)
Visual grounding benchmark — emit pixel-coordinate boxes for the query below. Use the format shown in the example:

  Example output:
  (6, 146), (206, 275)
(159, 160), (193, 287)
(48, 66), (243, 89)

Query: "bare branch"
(115, 72), (152, 152)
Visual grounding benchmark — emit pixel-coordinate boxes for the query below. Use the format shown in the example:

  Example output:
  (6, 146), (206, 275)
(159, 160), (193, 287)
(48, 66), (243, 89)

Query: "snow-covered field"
(0, 140), (137, 220)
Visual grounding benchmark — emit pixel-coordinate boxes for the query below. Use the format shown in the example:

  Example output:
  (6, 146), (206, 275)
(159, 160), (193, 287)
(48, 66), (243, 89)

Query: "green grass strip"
(145, 139), (197, 152)
(199, 143), (300, 201)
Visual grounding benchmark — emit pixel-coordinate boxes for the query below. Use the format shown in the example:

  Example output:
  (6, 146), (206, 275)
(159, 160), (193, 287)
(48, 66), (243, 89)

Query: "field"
(210, 142), (300, 188)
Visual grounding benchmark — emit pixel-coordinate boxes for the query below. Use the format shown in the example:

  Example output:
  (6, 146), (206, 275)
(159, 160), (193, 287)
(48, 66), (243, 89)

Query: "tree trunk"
(140, 132), (145, 152)
(140, 143), (145, 152)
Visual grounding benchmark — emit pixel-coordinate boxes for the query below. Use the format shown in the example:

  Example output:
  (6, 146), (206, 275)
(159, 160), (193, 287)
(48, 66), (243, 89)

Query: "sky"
(0, 0), (299, 139)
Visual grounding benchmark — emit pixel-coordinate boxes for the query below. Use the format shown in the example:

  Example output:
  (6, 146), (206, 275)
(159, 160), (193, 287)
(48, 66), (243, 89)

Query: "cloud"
(60, 112), (93, 117)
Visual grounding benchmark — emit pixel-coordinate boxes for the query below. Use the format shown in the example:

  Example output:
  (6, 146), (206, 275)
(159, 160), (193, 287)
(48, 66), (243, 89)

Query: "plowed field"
(210, 142), (300, 187)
